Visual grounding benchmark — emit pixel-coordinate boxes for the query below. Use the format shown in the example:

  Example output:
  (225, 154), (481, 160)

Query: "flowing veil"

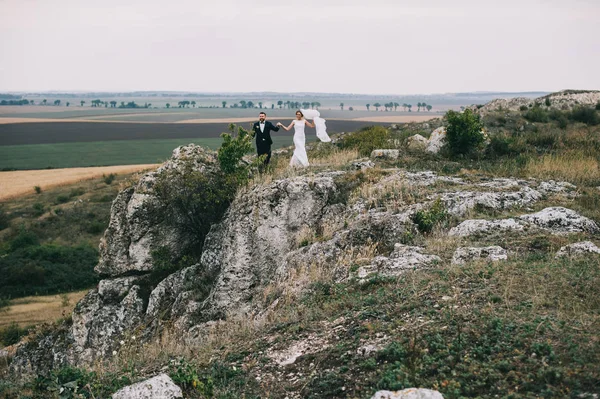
(300, 109), (331, 142)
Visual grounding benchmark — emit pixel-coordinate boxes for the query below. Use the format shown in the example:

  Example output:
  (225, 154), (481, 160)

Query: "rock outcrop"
(426, 127), (446, 154)
(520, 207), (599, 234)
(371, 149), (400, 159)
(555, 241), (600, 258)
(357, 244), (441, 280)
(451, 246), (507, 265)
(406, 134), (428, 151)
(112, 374), (183, 399)
(449, 218), (525, 237)
(472, 90), (600, 115)
(371, 388), (444, 399)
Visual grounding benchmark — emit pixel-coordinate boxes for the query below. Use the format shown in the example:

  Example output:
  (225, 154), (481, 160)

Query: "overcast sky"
(0, 0), (598, 94)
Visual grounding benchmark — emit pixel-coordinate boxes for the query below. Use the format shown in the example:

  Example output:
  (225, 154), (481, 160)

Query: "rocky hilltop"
(471, 89), (600, 115)
(5, 96), (600, 398)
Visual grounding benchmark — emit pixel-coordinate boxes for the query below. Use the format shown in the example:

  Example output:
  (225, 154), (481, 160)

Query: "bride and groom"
(252, 109), (331, 167)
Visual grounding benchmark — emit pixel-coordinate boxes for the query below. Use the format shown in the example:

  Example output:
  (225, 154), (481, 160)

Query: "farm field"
(0, 290), (88, 328)
(0, 164), (158, 200)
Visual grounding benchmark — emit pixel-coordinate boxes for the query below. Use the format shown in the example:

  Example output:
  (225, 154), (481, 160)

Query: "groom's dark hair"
(259, 111), (266, 116)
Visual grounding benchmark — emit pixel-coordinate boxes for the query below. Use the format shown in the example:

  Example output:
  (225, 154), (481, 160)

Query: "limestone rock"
(520, 207), (599, 234)
(439, 187), (542, 216)
(112, 374), (183, 399)
(371, 149), (400, 160)
(537, 180), (577, 194)
(452, 246), (508, 265)
(407, 134), (428, 151)
(358, 244), (441, 279)
(371, 388), (444, 399)
(426, 127), (446, 154)
(555, 241), (600, 258)
(449, 218), (526, 237)
(96, 144), (218, 277)
(353, 158), (375, 170)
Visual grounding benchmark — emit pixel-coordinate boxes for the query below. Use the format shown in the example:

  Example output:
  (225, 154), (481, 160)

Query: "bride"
(277, 110), (315, 167)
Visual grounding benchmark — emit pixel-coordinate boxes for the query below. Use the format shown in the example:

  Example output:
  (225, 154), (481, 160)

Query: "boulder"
(112, 374), (183, 399)
(371, 388), (444, 399)
(451, 246), (508, 265)
(426, 127), (446, 154)
(555, 241), (600, 258)
(96, 144), (218, 277)
(520, 207), (599, 234)
(406, 134), (428, 151)
(439, 187), (542, 217)
(449, 218), (526, 237)
(358, 244), (441, 279)
(353, 158), (375, 170)
(371, 149), (400, 159)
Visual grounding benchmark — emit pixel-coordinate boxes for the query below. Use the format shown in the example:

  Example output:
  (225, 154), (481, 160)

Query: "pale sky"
(0, 0), (599, 94)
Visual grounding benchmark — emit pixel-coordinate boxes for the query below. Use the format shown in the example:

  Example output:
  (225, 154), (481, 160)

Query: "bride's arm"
(278, 121), (294, 131)
(304, 119), (315, 128)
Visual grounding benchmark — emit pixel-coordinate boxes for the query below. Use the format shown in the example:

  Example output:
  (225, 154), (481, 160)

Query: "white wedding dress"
(290, 119), (309, 167)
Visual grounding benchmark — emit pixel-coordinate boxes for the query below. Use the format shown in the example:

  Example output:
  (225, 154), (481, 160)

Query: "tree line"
(363, 102), (433, 112)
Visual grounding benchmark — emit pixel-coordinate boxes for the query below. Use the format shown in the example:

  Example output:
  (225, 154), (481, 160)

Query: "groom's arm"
(269, 121), (280, 132)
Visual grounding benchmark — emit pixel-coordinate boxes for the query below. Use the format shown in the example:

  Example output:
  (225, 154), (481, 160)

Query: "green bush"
(444, 109), (485, 156)
(0, 230), (99, 298)
(34, 185), (42, 194)
(340, 125), (391, 156)
(0, 206), (9, 231)
(524, 106), (549, 123)
(0, 322), (30, 346)
(218, 124), (256, 178)
(486, 135), (516, 158)
(103, 173), (116, 185)
(519, 105), (528, 111)
(32, 202), (45, 217)
(570, 106), (599, 126)
(412, 198), (448, 233)
(545, 97), (551, 107)
(596, 101), (600, 111)
(55, 194), (70, 204)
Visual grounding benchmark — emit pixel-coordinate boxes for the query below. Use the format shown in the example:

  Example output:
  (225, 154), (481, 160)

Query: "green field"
(0, 136), (308, 170)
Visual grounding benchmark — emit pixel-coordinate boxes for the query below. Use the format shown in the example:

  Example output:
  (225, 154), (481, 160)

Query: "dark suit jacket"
(252, 121), (280, 147)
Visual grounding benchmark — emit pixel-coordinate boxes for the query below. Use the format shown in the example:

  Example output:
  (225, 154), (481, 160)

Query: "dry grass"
(0, 164), (159, 201)
(0, 290), (88, 328)
(524, 151), (600, 186)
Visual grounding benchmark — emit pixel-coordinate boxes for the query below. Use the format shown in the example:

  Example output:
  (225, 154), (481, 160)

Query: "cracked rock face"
(371, 388), (444, 399)
(520, 207), (600, 234)
(358, 244), (441, 279)
(96, 145), (218, 277)
(426, 127), (446, 154)
(449, 218), (526, 237)
(555, 241), (600, 258)
(451, 246), (508, 265)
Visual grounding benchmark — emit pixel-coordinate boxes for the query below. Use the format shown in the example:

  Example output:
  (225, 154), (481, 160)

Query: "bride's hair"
(295, 110), (304, 117)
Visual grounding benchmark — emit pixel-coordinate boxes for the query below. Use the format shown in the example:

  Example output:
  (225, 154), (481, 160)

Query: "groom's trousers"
(257, 143), (272, 165)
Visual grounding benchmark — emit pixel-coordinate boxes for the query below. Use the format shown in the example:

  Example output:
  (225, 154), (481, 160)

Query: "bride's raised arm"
(304, 119), (315, 128)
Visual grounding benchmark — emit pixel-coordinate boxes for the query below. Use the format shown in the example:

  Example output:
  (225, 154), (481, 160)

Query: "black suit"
(252, 120), (280, 164)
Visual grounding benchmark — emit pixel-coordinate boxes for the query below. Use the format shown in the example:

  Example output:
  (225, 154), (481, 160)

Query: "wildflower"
(112, 351), (117, 356)
(120, 340), (125, 345)
(131, 335), (136, 341)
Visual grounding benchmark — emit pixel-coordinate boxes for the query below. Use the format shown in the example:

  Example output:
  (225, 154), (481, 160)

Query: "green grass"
(0, 136), (307, 169)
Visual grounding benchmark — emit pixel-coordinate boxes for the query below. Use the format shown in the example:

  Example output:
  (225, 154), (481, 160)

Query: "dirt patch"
(0, 164), (159, 201)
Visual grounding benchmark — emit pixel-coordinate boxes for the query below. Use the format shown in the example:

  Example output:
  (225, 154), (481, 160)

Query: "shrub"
(103, 173), (116, 185)
(444, 109), (485, 156)
(545, 97), (551, 107)
(524, 106), (549, 123)
(519, 105), (528, 111)
(486, 135), (515, 158)
(69, 187), (85, 198)
(218, 124), (256, 179)
(34, 186), (42, 194)
(570, 106), (599, 126)
(85, 221), (105, 234)
(340, 125), (391, 156)
(596, 101), (600, 111)
(0, 206), (9, 231)
(0, 322), (30, 346)
(412, 198), (448, 233)
(55, 194), (70, 204)
(32, 202), (45, 217)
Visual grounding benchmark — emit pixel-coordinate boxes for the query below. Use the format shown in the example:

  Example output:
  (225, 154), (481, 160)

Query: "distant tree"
(66, 102), (70, 107)
(302, 102), (310, 109)
(43, 99), (47, 105)
(120, 101), (125, 107)
(460, 106), (465, 111)
(110, 101), (117, 108)
(417, 102), (422, 111)
(285, 100), (290, 109)
(402, 103), (407, 111)
(271, 103), (274, 109)
(366, 103), (370, 111)
(222, 101), (227, 108)
(314, 102), (321, 109)
(426, 104), (432, 112)
(240, 100), (247, 109)
(53, 100), (61, 106)
(383, 103), (388, 111)
(348, 106), (354, 111)
(257, 102), (262, 109)
(373, 102), (381, 111)
(340, 102), (344, 110)
(191, 101), (196, 108)
(277, 100), (283, 109)
(104, 101), (108, 108)
(393, 102), (399, 111)
(91, 99), (102, 107)
(80, 100), (85, 107)
(247, 101), (254, 109)
(29, 100), (34, 105)
(408, 104), (412, 112)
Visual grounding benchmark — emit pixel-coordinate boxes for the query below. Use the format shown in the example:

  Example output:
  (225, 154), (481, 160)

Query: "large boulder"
(371, 388), (444, 399)
(452, 246), (507, 265)
(406, 134), (428, 151)
(357, 244), (441, 280)
(96, 145), (218, 277)
(112, 374), (183, 399)
(371, 149), (400, 160)
(520, 207), (599, 234)
(426, 127), (446, 153)
(449, 218), (526, 237)
(555, 241), (600, 258)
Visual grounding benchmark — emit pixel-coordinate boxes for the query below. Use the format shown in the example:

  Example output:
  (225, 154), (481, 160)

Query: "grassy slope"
(2, 109), (600, 398)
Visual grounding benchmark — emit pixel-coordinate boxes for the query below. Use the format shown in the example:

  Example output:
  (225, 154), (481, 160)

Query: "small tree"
(340, 102), (344, 110)
(277, 100), (283, 109)
(66, 102), (70, 107)
(191, 101), (196, 108)
(222, 101), (227, 108)
(426, 104), (432, 112)
(445, 109), (485, 156)
(54, 100), (61, 106)
(166, 103), (171, 108)
(366, 103), (370, 111)
(393, 102), (399, 111)
(545, 97), (551, 107)
(80, 100), (85, 107)
(407, 104), (412, 112)
(373, 102), (381, 111)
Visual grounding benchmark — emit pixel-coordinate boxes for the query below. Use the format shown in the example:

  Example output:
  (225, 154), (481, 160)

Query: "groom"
(252, 111), (279, 165)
